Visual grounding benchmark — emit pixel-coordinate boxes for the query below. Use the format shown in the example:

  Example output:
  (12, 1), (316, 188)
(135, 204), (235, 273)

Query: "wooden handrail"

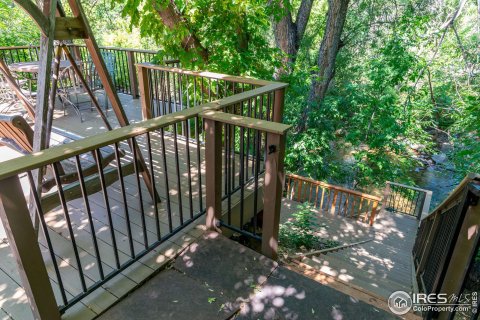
(0, 66), (287, 181)
(202, 111), (291, 135)
(0, 44), (157, 54)
(422, 173), (480, 221)
(137, 62), (280, 87)
(286, 173), (381, 202)
(284, 173), (381, 226)
(386, 181), (432, 193)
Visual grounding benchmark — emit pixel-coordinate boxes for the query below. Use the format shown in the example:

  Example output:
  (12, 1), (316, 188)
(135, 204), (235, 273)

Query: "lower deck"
(0, 93), (261, 319)
(281, 199), (419, 300)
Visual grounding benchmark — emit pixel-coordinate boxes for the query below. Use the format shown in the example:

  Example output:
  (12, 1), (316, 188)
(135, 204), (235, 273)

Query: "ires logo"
(389, 291), (476, 315)
(413, 293), (448, 304)
(388, 291), (413, 315)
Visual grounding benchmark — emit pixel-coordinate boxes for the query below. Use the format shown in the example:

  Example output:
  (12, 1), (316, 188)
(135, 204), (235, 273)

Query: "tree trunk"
(299, 0), (349, 131)
(153, 0), (209, 62)
(309, 0), (349, 104)
(272, 0), (314, 78)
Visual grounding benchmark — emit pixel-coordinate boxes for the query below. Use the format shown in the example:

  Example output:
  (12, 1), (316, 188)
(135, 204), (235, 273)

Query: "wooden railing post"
(262, 132), (286, 260)
(137, 64), (152, 120)
(0, 176), (61, 320)
(369, 201), (379, 226)
(272, 88), (285, 123)
(421, 190), (433, 218)
(438, 186), (480, 320)
(382, 181), (391, 210)
(127, 51), (139, 98)
(204, 118), (222, 232)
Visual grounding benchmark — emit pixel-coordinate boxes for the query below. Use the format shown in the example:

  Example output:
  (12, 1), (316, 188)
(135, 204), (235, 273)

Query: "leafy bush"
(279, 203), (338, 253)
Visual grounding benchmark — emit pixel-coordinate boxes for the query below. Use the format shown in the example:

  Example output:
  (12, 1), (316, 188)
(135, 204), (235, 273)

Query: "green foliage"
(114, 0), (280, 77)
(279, 203), (338, 252)
(0, 0), (39, 46)
(1, 0), (479, 195)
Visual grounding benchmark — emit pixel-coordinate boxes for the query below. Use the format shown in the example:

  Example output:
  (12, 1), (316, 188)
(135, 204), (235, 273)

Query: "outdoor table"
(8, 60), (76, 73)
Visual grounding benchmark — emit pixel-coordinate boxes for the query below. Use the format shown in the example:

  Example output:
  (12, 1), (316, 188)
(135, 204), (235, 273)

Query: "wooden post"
(272, 88), (285, 123)
(204, 118), (222, 232)
(421, 190), (433, 218)
(0, 176), (61, 320)
(72, 44), (82, 60)
(137, 64), (152, 120)
(369, 201), (379, 226)
(127, 51), (139, 98)
(382, 181), (391, 211)
(438, 187), (480, 320)
(261, 132), (286, 260)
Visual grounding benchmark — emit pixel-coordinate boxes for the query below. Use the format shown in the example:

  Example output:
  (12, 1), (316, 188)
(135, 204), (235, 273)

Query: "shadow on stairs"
(97, 232), (399, 320)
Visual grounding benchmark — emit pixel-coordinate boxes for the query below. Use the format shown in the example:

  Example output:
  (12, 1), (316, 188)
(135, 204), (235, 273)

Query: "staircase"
(280, 197), (419, 300)
(98, 232), (398, 319)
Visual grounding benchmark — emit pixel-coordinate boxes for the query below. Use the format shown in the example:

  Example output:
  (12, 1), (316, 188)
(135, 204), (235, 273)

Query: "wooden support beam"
(137, 64), (152, 119)
(204, 118), (222, 232)
(262, 132), (286, 260)
(13, 0), (49, 35)
(54, 17), (87, 40)
(0, 176), (61, 320)
(438, 187), (480, 320)
(66, 0), (158, 201)
(127, 51), (139, 98)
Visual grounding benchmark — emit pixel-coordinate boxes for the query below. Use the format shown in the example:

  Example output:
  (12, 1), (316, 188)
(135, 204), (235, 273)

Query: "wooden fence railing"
(284, 173), (382, 225)
(0, 64), (288, 319)
(412, 173), (480, 319)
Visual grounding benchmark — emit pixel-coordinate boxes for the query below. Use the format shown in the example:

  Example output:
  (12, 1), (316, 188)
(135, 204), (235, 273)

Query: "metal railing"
(412, 173), (480, 319)
(284, 173), (382, 225)
(0, 64), (288, 319)
(383, 181), (432, 219)
(137, 63), (286, 242)
(0, 45), (179, 98)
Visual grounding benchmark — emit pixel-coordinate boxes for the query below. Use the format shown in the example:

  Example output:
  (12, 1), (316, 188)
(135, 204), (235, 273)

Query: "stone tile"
(97, 269), (236, 320)
(174, 232), (278, 303)
(236, 266), (399, 320)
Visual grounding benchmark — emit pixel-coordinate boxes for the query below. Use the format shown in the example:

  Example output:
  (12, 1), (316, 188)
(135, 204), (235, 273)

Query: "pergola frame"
(11, 0), (157, 206)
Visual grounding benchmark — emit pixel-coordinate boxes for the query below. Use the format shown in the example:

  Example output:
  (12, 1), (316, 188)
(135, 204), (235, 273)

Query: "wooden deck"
(0, 93), (209, 320)
(281, 199), (419, 300)
(0, 92), (264, 320)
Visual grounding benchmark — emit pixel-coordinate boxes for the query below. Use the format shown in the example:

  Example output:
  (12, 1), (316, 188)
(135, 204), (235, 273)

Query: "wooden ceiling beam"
(54, 17), (87, 40)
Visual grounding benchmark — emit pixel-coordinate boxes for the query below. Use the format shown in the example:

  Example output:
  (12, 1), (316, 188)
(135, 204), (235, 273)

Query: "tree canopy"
(1, 0), (479, 194)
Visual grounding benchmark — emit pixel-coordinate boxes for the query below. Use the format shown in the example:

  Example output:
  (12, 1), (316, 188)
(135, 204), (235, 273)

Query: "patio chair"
(86, 51), (116, 110)
(0, 67), (33, 116)
(0, 72), (21, 113)
(0, 114), (134, 212)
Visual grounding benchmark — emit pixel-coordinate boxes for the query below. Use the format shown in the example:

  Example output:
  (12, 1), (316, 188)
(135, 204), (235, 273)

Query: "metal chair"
(86, 51), (116, 110)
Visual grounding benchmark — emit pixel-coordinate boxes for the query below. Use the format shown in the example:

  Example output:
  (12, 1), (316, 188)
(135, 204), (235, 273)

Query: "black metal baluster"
(130, 140), (148, 249)
(173, 125), (184, 225)
(74, 155), (105, 279)
(146, 132), (161, 241)
(239, 125), (245, 229)
(160, 128), (173, 232)
(184, 120), (194, 220)
(195, 116), (203, 212)
(252, 130), (261, 235)
(52, 162), (88, 292)
(114, 143), (135, 257)
(94, 149), (121, 268)
(27, 171), (68, 306)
